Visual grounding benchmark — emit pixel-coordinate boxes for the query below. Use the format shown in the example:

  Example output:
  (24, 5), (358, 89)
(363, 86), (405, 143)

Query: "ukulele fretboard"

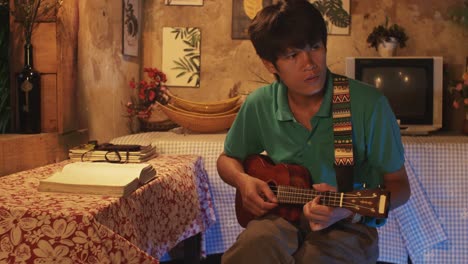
(273, 185), (387, 214)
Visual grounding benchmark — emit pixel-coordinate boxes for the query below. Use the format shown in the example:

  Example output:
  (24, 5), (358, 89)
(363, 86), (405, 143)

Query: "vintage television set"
(345, 57), (443, 135)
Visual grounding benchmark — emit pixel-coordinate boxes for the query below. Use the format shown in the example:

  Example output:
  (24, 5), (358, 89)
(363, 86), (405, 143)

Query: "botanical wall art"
(122, 0), (141, 56)
(165, 0), (203, 6)
(162, 27), (201, 87)
(308, 0), (350, 35)
(232, 0), (273, 39)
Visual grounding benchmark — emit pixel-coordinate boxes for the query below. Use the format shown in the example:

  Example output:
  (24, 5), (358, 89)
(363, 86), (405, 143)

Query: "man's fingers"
(261, 186), (278, 203)
(245, 192), (277, 216)
(312, 195), (321, 204)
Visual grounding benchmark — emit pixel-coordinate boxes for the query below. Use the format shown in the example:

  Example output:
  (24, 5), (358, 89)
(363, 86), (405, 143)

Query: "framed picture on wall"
(165, 0), (203, 6)
(308, 0), (350, 35)
(232, 0), (273, 39)
(122, 0), (141, 56)
(162, 27), (201, 87)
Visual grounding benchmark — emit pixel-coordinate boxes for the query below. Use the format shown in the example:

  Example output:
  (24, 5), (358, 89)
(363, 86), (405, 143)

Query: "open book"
(38, 162), (157, 197)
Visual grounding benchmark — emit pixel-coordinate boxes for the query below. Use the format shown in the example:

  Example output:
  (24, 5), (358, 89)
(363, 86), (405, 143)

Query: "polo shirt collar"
(275, 82), (293, 121)
(275, 70), (333, 121)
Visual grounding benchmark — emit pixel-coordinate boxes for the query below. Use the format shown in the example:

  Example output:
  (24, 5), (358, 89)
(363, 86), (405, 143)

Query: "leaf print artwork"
(162, 27), (201, 87)
(243, 0), (263, 20)
(308, 0), (350, 35)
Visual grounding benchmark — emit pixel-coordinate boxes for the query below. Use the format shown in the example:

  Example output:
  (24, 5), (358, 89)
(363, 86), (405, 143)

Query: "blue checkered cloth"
(111, 133), (468, 263)
(402, 136), (468, 263)
(377, 136), (468, 264)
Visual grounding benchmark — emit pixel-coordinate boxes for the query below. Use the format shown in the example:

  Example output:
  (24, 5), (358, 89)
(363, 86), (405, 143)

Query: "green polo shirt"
(224, 71), (404, 189)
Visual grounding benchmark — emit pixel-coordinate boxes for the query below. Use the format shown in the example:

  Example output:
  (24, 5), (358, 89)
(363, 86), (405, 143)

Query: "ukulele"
(235, 154), (390, 227)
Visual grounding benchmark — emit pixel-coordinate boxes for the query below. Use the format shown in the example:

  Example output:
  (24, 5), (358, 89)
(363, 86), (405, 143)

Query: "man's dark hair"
(248, 0), (327, 64)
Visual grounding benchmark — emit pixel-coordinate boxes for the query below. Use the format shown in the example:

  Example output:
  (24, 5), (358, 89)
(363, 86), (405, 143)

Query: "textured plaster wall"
(78, 0), (468, 142)
(78, 0), (140, 142)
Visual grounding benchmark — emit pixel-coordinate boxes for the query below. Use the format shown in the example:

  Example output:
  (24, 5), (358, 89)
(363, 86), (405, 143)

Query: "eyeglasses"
(80, 150), (131, 163)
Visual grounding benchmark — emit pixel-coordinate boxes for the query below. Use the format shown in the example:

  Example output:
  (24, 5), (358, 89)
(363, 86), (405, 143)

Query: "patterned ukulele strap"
(332, 75), (354, 192)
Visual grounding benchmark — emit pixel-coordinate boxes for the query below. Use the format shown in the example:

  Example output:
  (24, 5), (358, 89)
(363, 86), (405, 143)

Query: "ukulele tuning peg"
(362, 182), (367, 189)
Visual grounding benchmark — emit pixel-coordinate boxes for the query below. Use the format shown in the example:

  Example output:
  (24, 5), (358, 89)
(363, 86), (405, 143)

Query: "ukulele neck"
(274, 185), (344, 207)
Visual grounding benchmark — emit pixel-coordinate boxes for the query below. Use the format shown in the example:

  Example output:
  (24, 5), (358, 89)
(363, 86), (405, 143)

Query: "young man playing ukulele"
(217, 0), (410, 263)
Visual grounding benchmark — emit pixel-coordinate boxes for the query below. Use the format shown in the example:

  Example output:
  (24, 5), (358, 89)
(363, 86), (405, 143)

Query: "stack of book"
(38, 162), (157, 197)
(69, 143), (157, 163)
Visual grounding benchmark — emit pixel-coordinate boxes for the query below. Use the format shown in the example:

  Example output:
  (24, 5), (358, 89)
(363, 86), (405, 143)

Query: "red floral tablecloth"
(0, 155), (216, 263)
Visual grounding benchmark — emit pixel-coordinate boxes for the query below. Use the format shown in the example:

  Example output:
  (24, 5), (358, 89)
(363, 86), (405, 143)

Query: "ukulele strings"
(269, 185), (377, 210)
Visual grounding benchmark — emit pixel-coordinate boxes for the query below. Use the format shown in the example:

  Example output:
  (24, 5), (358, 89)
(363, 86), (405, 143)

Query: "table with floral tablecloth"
(0, 154), (216, 263)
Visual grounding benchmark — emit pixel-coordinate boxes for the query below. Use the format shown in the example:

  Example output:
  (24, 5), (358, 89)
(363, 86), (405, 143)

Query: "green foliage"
(0, 3), (11, 133)
(312, 0), (350, 30)
(366, 17), (409, 50)
(171, 28), (201, 87)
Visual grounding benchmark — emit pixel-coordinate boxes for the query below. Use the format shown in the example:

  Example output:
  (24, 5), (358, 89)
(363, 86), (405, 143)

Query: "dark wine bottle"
(17, 43), (41, 134)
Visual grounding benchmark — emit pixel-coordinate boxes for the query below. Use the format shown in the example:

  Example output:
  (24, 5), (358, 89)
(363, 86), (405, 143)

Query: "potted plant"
(366, 17), (409, 57)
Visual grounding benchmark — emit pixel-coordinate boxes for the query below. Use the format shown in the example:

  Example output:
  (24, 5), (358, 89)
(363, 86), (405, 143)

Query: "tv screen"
(357, 62), (433, 124)
(346, 57), (443, 135)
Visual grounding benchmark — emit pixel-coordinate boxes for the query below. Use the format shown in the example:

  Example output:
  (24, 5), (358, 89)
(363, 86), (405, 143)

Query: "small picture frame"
(165, 0), (203, 6)
(122, 0), (142, 57)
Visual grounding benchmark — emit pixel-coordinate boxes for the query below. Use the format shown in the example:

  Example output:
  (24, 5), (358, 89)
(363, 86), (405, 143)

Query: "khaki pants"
(222, 214), (378, 264)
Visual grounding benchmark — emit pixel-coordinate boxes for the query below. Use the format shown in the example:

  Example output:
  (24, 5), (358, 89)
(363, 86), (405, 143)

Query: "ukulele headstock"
(342, 188), (390, 218)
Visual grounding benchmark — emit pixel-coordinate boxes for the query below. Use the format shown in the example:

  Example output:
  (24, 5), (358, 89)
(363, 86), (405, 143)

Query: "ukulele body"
(235, 154), (311, 228)
(235, 155), (390, 228)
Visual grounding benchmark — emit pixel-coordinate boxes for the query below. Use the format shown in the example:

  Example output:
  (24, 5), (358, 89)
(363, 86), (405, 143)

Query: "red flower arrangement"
(126, 67), (170, 119)
(449, 71), (468, 134)
(449, 72), (468, 110)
